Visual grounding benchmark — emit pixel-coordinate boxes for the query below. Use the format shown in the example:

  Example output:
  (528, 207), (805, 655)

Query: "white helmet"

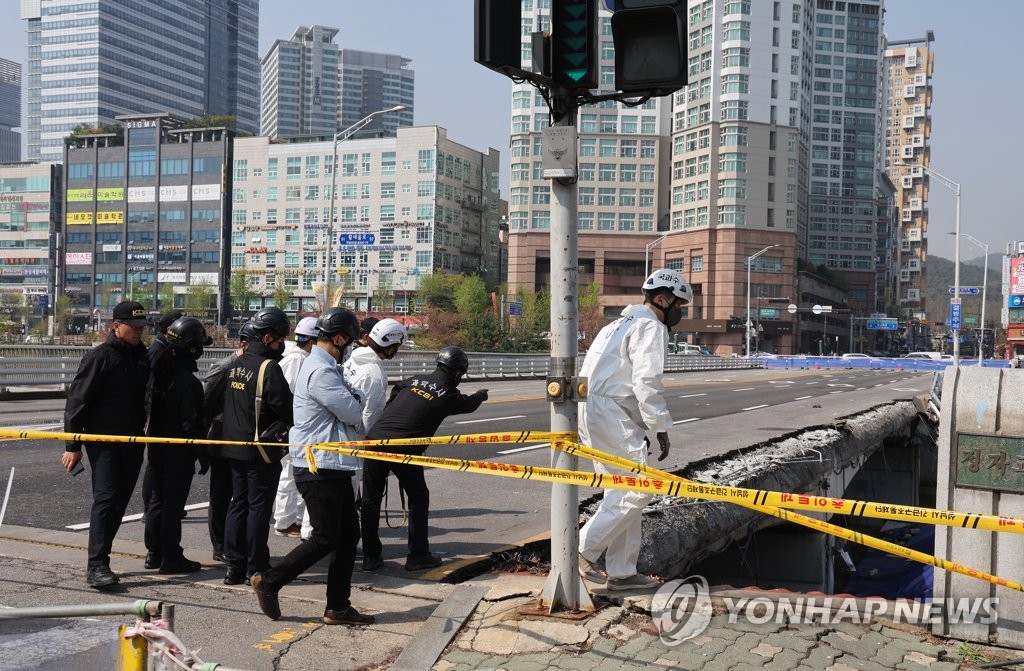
(369, 318), (407, 349)
(294, 316), (320, 338)
(643, 268), (693, 304)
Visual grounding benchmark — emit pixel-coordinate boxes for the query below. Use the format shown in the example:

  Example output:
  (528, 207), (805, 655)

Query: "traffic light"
(551, 0), (598, 90)
(611, 0), (687, 95)
(474, 0), (525, 78)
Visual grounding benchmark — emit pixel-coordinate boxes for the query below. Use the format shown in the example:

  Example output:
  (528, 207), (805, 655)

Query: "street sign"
(508, 302), (523, 316)
(866, 319), (899, 330)
(1009, 295), (1024, 308)
(965, 317), (977, 325)
(787, 304), (797, 314)
(812, 304), (822, 315)
(338, 233), (375, 245)
(869, 312), (886, 319)
(949, 301), (962, 331)
(811, 305), (833, 315)
(759, 308), (778, 318)
(948, 286), (981, 295)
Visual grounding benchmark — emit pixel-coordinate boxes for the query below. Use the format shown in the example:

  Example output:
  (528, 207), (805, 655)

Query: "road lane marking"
(794, 396), (813, 400)
(805, 381), (819, 385)
(67, 502), (211, 530)
(733, 387), (756, 392)
(498, 443), (550, 455)
(673, 418), (700, 424)
(679, 393), (707, 399)
(829, 390), (844, 394)
(455, 415), (526, 425)
(742, 404), (769, 411)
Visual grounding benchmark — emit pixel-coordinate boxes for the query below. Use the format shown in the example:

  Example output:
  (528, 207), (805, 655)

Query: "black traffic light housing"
(612, 0), (688, 95)
(474, 0), (527, 78)
(551, 0), (598, 90)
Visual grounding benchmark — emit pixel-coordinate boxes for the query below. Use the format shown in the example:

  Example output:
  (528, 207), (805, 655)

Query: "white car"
(841, 353), (873, 359)
(903, 351), (943, 361)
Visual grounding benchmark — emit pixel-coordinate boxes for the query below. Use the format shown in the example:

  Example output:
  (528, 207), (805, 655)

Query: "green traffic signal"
(551, 0), (597, 89)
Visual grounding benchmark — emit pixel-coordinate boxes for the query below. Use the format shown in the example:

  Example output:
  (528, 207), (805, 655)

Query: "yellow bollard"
(117, 623), (147, 671)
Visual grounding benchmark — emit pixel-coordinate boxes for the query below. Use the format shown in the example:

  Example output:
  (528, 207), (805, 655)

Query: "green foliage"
(182, 114), (237, 129)
(923, 253), (1002, 330)
(271, 274), (294, 313)
(184, 280), (216, 316)
(70, 122), (122, 137)
(375, 274), (395, 313)
(417, 272), (463, 312)
(157, 282), (176, 313)
(55, 293), (73, 336)
(229, 266), (258, 320)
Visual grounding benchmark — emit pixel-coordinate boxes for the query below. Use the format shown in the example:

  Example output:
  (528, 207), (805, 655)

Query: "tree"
(182, 114), (237, 129)
(455, 275), (495, 351)
(375, 273), (395, 313)
(578, 280), (604, 350)
(271, 273), (294, 313)
(184, 279), (216, 319)
(417, 272), (462, 312)
(157, 282), (176, 314)
(229, 267), (258, 321)
(55, 293), (73, 336)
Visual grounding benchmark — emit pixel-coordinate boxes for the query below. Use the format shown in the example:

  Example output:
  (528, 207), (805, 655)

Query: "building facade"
(21, 0), (259, 164)
(0, 58), (21, 163)
(230, 126), (501, 314)
(62, 114), (233, 329)
(338, 50), (415, 136)
(882, 34), (934, 322)
(260, 25), (340, 140)
(0, 161), (60, 331)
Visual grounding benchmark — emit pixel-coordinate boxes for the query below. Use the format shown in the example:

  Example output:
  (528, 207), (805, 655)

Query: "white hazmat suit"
(578, 302), (671, 580)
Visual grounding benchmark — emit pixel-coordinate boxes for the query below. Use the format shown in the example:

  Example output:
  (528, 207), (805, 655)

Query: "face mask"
(663, 302), (683, 329)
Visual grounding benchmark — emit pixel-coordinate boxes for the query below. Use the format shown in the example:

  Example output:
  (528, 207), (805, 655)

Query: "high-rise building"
(62, 113), (234, 329)
(230, 127), (500, 314)
(338, 50), (415, 136)
(0, 58), (21, 162)
(261, 25), (341, 139)
(883, 33), (934, 323)
(21, 0), (259, 164)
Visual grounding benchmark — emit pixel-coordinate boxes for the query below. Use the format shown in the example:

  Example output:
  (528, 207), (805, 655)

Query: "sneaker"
(323, 606), (375, 626)
(579, 556), (607, 583)
(362, 555), (383, 571)
(144, 552), (162, 570)
(159, 557), (202, 574)
(273, 524), (302, 538)
(404, 554), (442, 571)
(606, 574), (661, 591)
(86, 566), (119, 589)
(251, 574), (281, 621)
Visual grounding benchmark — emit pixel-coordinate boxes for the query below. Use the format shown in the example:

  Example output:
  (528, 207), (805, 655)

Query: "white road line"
(742, 404), (769, 411)
(455, 415), (526, 425)
(679, 393), (707, 399)
(673, 418), (700, 424)
(67, 501), (211, 530)
(733, 387), (756, 392)
(829, 390), (844, 394)
(794, 395), (813, 401)
(498, 443), (550, 455)
(805, 381), (819, 385)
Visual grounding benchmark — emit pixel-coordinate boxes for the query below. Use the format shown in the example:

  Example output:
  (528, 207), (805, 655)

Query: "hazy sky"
(1, 1), (1019, 261)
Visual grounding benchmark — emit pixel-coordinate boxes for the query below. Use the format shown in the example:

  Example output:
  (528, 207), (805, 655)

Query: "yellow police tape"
(3, 427), (1022, 593)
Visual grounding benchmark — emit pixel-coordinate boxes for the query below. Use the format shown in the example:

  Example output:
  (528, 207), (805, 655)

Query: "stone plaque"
(955, 432), (1024, 494)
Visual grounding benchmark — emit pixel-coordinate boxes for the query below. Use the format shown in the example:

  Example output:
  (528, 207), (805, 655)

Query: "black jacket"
(148, 349), (205, 462)
(202, 351), (239, 440)
(367, 368), (485, 453)
(64, 332), (150, 451)
(212, 340), (293, 462)
(146, 335), (174, 416)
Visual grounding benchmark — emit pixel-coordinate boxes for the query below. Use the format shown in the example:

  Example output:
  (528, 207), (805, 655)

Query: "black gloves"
(473, 389), (489, 401)
(656, 432), (670, 461)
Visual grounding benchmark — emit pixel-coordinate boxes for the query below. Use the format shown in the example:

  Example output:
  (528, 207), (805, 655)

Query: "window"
(305, 155), (319, 178)
(380, 182), (395, 198)
(718, 178), (746, 198)
(381, 152), (396, 175)
(719, 152), (747, 173)
(721, 73), (748, 94)
(286, 157), (301, 179)
(690, 255), (703, 272)
(722, 20), (750, 41)
(597, 188), (615, 206)
(267, 158), (278, 179)
(722, 47), (750, 68)
(720, 126), (748, 146)
(720, 100), (749, 120)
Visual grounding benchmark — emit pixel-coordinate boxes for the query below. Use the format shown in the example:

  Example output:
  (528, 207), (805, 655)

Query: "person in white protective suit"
(272, 316), (319, 539)
(342, 318), (406, 435)
(578, 268), (693, 591)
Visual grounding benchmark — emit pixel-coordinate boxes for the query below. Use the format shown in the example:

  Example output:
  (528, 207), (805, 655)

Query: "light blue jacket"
(289, 344), (364, 472)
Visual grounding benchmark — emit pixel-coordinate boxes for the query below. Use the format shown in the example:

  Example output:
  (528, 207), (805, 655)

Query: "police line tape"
(4, 428), (1023, 593)
(556, 441), (1024, 594)
(4, 427), (1024, 536)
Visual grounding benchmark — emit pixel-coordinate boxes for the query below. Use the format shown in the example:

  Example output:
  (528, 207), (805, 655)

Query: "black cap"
(112, 301), (150, 327)
(360, 317), (380, 336)
(157, 309), (185, 333)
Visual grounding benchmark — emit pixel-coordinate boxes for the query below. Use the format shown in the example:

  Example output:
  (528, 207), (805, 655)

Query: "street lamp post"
(745, 244), (780, 357)
(951, 231), (988, 364)
(323, 105), (406, 309)
(896, 162), (961, 364)
(644, 231), (672, 279)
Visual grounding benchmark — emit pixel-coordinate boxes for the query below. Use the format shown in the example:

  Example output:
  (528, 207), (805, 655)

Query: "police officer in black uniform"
(142, 309), (184, 521)
(360, 346), (488, 571)
(212, 307), (293, 585)
(62, 300), (151, 589)
(144, 316), (212, 574)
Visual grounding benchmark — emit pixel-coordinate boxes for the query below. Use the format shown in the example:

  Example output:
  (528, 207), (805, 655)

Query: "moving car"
(903, 351), (943, 360)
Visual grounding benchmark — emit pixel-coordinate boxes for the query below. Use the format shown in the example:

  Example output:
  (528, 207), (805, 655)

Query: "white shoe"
(579, 556), (607, 583)
(606, 574), (660, 591)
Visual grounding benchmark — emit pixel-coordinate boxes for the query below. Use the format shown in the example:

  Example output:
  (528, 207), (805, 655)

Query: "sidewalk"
(0, 524), (1013, 670)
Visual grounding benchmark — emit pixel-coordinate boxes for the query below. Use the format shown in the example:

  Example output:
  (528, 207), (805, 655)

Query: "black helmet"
(250, 306), (290, 339)
(316, 307), (360, 340)
(436, 346), (469, 374)
(166, 316), (213, 349)
(238, 320), (257, 342)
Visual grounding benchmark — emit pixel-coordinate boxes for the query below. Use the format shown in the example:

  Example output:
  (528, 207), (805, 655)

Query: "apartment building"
(0, 58), (21, 163)
(261, 25), (341, 140)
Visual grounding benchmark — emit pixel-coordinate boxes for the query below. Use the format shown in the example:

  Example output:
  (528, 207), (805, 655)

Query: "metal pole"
(745, 256), (751, 357)
(540, 91), (592, 614)
(980, 244), (987, 363)
(953, 182), (961, 364)
(324, 138), (340, 309)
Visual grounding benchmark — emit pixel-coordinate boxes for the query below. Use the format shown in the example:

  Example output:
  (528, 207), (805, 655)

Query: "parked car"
(903, 351), (943, 360)
(840, 353), (873, 359)
(669, 342), (712, 356)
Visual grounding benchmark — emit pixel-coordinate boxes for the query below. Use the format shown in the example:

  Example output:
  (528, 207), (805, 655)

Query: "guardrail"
(762, 355), (1012, 372)
(0, 346), (761, 395)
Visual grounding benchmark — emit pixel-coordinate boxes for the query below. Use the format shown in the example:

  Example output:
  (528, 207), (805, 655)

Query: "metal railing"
(0, 345), (761, 394)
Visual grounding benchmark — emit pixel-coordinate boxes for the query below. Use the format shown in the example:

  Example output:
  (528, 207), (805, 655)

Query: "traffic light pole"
(540, 90), (594, 614)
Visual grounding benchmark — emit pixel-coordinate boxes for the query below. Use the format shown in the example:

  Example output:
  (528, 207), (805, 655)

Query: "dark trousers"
(85, 443), (145, 568)
(224, 458), (281, 576)
(360, 459), (430, 560)
(143, 445), (195, 560)
(264, 476), (358, 612)
(207, 456), (232, 556)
